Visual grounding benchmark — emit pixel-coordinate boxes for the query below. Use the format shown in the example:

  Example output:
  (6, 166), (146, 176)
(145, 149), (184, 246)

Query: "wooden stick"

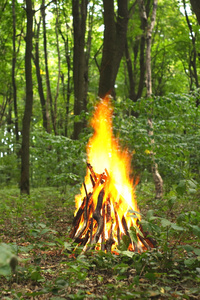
(122, 215), (139, 252)
(91, 188), (104, 245)
(101, 203), (106, 251)
(72, 183), (90, 240)
(114, 209), (120, 245)
(87, 163), (97, 183)
(69, 196), (86, 239)
(106, 222), (115, 252)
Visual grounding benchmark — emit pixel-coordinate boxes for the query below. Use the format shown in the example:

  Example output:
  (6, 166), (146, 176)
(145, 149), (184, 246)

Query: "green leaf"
(146, 210), (155, 220)
(170, 223), (184, 231)
(130, 224), (144, 238)
(129, 227), (139, 244)
(190, 225), (200, 237)
(181, 245), (194, 252)
(176, 180), (187, 195)
(145, 272), (156, 282)
(161, 218), (171, 227)
(184, 258), (196, 267)
(194, 248), (200, 256)
(128, 209), (142, 217)
(117, 250), (134, 258)
(188, 188), (196, 194)
(187, 179), (197, 189)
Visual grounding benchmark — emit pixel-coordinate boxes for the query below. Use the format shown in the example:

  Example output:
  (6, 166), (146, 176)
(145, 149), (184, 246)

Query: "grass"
(0, 183), (199, 299)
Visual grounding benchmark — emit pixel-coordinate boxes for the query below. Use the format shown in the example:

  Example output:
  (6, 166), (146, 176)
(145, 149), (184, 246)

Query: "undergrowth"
(0, 184), (199, 299)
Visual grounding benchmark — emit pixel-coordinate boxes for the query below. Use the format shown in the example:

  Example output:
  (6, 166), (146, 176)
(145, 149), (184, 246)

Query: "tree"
(138, 0), (163, 199)
(72, 0), (89, 139)
(42, 0), (56, 134)
(98, 0), (128, 98)
(58, 8), (73, 137)
(124, 2), (146, 102)
(20, 0), (34, 194)
(183, 0), (199, 91)
(12, 0), (19, 142)
(33, 15), (50, 133)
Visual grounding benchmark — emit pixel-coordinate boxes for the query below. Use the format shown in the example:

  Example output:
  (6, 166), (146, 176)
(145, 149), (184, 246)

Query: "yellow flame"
(75, 95), (140, 249)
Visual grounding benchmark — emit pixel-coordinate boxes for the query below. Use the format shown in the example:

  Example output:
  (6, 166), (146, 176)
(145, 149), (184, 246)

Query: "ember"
(69, 96), (155, 253)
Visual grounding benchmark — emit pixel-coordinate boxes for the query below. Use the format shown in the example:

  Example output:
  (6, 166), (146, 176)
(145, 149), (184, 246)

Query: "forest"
(0, 0), (200, 299)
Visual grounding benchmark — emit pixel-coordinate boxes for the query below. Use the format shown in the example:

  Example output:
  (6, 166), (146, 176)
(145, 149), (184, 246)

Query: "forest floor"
(0, 184), (199, 299)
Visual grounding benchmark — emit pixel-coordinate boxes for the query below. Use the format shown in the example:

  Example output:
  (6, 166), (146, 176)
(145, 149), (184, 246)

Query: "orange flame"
(74, 95), (142, 251)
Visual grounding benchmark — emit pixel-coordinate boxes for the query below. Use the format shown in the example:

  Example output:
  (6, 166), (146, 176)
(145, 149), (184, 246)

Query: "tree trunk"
(72, 0), (88, 139)
(83, 1), (94, 111)
(125, 40), (136, 101)
(98, 0), (128, 98)
(138, 0), (163, 199)
(59, 25), (72, 137)
(42, 0), (56, 134)
(20, 0), (34, 194)
(183, 0), (199, 91)
(33, 16), (50, 133)
(54, 2), (61, 134)
(12, 0), (19, 142)
(0, 96), (8, 127)
(190, 0), (200, 25)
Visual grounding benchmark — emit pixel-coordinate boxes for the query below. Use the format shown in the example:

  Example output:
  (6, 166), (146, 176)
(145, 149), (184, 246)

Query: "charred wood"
(91, 188), (104, 245)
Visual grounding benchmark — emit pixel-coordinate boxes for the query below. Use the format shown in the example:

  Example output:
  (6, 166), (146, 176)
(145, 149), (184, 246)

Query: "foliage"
(30, 129), (87, 187)
(0, 0), (199, 137)
(1, 91), (200, 191)
(113, 92), (200, 187)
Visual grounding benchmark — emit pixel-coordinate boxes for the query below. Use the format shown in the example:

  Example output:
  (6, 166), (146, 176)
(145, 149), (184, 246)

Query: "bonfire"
(69, 96), (155, 253)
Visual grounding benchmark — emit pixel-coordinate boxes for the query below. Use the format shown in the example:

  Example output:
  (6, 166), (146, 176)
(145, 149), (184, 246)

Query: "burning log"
(69, 164), (156, 253)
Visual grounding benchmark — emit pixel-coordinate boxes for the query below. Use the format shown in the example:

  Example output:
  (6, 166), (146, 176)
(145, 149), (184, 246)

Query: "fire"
(70, 95), (155, 253)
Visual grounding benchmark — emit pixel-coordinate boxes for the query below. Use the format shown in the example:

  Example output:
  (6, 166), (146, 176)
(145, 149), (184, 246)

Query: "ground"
(0, 184), (199, 299)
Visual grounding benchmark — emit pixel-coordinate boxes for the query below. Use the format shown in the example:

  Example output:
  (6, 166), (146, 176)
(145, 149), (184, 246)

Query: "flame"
(74, 95), (143, 252)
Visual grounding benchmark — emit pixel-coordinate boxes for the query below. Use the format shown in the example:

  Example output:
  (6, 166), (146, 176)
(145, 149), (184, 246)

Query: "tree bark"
(72, 0), (88, 139)
(138, 0), (163, 199)
(125, 32), (146, 102)
(98, 0), (128, 98)
(125, 40), (136, 101)
(20, 0), (34, 194)
(42, 0), (56, 134)
(183, 0), (199, 91)
(138, 0), (157, 98)
(190, 0), (200, 25)
(33, 16), (50, 133)
(12, 0), (19, 142)
(59, 24), (72, 137)
(54, 2), (61, 134)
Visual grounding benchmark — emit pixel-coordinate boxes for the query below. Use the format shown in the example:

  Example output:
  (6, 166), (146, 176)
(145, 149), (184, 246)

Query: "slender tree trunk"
(98, 0), (128, 98)
(72, 0), (88, 139)
(137, 12), (147, 100)
(20, 0), (34, 194)
(42, 0), (56, 134)
(183, 0), (199, 91)
(54, 3), (61, 134)
(138, 0), (163, 199)
(125, 40), (136, 101)
(59, 21), (72, 137)
(83, 1), (94, 111)
(12, 0), (19, 142)
(0, 96), (8, 127)
(33, 16), (50, 133)
(125, 1), (146, 104)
